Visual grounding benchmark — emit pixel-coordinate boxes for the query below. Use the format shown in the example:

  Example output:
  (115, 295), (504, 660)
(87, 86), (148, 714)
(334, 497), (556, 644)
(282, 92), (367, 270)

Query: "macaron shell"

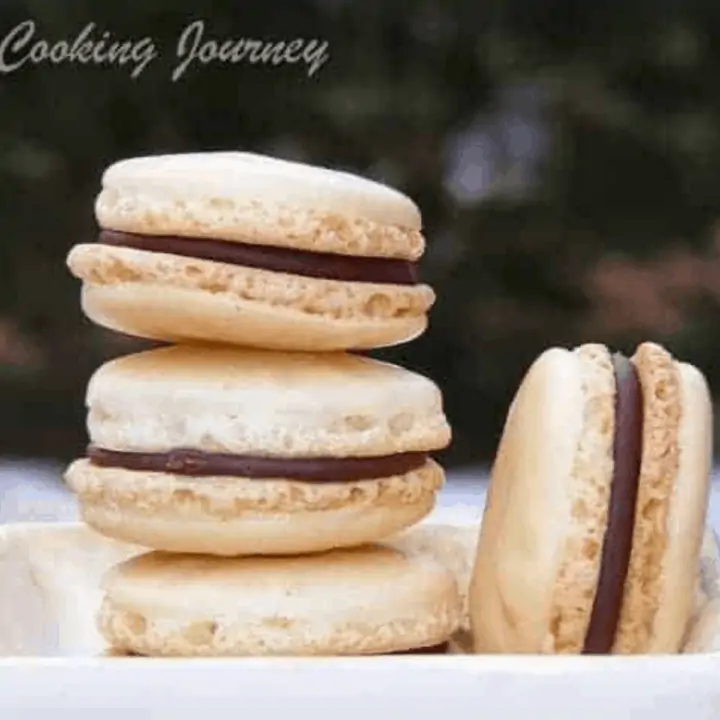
(69, 244), (433, 351)
(65, 458), (443, 556)
(95, 152), (424, 259)
(468, 347), (595, 653)
(614, 350), (712, 653)
(97, 543), (461, 656)
(83, 344), (450, 458)
(654, 361), (712, 650)
(544, 344), (621, 653)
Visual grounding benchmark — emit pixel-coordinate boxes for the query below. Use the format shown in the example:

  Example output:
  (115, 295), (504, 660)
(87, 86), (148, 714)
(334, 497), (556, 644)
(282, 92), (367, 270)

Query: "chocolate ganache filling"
(98, 230), (419, 285)
(87, 446), (429, 482)
(392, 642), (449, 655)
(582, 353), (643, 654)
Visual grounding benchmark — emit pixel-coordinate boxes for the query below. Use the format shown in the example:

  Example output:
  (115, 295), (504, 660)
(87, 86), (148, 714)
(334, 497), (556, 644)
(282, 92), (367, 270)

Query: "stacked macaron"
(68, 152), (434, 352)
(65, 152), (461, 656)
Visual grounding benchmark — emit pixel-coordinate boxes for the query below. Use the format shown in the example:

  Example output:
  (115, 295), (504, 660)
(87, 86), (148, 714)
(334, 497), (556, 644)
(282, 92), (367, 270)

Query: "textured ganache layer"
(87, 446), (430, 482)
(98, 230), (419, 285)
(582, 352), (643, 654)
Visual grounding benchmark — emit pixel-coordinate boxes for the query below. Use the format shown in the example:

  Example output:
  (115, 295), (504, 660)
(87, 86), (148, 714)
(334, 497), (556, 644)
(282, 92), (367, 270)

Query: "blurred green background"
(1, 0), (720, 471)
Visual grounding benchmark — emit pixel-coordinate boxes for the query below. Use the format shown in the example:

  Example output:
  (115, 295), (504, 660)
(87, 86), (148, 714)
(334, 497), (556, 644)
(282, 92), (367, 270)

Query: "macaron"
(469, 342), (712, 654)
(64, 344), (450, 556)
(66, 152), (434, 351)
(98, 544), (462, 657)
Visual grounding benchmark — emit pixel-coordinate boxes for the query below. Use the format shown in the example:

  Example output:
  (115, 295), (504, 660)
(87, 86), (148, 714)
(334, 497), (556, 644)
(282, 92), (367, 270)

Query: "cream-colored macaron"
(98, 543), (462, 657)
(469, 342), (712, 655)
(66, 152), (434, 351)
(65, 344), (450, 556)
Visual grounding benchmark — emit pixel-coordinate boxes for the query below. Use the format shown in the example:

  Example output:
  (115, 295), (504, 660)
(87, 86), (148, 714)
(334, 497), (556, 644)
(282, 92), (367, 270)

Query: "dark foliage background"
(2, 0), (720, 470)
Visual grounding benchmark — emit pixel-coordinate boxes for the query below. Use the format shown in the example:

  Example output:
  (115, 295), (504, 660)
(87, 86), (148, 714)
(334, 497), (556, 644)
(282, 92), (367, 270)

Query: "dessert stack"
(64, 152), (460, 657)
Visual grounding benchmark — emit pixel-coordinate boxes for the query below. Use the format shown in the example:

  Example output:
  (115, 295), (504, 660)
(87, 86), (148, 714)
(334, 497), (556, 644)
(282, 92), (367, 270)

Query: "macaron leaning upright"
(64, 344), (450, 556)
(469, 341), (712, 654)
(66, 152), (434, 351)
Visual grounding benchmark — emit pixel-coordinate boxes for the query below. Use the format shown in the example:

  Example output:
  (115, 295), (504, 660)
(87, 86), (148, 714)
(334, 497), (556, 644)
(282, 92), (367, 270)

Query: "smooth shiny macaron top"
(93, 151), (425, 260)
(85, 344), (451, 458)
(99, 152), (422, 229)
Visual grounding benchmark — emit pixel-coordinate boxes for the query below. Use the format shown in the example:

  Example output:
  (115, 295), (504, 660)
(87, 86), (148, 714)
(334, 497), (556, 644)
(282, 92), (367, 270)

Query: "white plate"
(1, 509), (719, 719)
(1, 654), (719, 718)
